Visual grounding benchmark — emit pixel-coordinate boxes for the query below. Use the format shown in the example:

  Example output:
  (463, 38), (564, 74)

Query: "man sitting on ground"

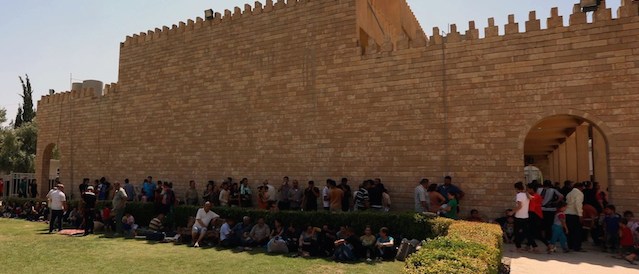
(220, 218), (238, 248)
(191, 202), (219, 247)
(149, 213), (165, 232)
(233, 216), (254, 250)
(249, 217), (271, 247)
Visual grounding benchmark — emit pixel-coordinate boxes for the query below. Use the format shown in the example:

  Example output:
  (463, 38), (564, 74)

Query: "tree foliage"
(0, 76), (39, 173)
(0, 107), (6, 126)
(18, 75), (35, 125)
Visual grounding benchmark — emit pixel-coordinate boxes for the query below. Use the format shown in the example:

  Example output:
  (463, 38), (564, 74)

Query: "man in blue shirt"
(437, 176), (465, 203)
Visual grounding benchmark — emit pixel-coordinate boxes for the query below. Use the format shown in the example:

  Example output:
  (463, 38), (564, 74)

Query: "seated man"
(376, 227), (396, 261)
(121, 213), (138, 237)
(149, 213), (165, 232)
(249, 217), (271, 247)
(333, 226), (361, 261)
(466, 209), (484, 222)
(233, 216), (254, 249)
(220, 218), (238, 248)
(191, 202), (219, 247)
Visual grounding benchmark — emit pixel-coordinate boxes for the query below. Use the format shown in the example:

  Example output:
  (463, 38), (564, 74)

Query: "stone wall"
(36, 0), (639, 215)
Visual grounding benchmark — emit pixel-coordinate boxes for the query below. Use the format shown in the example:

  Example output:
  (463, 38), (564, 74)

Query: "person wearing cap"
(46, 183), (67, 233)
(82, 185), (97, 235)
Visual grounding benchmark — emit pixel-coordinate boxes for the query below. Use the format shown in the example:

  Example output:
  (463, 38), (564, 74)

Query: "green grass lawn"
(0, 218), (403, 274)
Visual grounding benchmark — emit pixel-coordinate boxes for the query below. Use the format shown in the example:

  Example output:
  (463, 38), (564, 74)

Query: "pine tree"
(18, 75), (35, 124)
(14, 107), (23, 129)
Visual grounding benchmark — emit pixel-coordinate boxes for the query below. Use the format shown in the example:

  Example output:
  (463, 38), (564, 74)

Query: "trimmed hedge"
(404, 219), (503, 274)
(172, 205), (436, 240)
(3, 197), (437, 241)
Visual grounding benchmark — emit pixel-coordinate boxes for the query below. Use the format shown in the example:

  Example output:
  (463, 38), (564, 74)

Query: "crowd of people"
(4, 174), (639, 265)
(163, 201), (399, 261)
(493, 179), (639, 265)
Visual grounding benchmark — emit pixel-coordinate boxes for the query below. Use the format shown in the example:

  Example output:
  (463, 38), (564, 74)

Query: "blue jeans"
(550, 224), (567, 250)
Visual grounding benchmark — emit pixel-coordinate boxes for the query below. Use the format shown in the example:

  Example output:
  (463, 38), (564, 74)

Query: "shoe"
(366, 258), (372, 262)
(243, 247), (252, 251)
(194, 242), (200, 248)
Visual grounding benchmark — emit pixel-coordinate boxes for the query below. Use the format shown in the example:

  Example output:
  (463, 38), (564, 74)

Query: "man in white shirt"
(191, 202), (219, 247)
(322, 183), (330, 211)
(47, 184), (67, 233)
(565, 182), (584, 251)
(414, 179), (429, 212)
(263, 180), (276, 209)
(112, 181), (128, 235)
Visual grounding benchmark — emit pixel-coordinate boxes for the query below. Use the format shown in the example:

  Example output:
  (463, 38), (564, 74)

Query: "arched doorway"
(523, 115), (609, 192)
(39, 143), (61, 196)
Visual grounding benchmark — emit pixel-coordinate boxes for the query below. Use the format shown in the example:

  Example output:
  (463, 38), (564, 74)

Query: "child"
(360, 226), (377, 262)
(503, 216), (515, 244)
(548, 202), (569, 253)
(442, 192), (458, 220)
(375, 227), (396, 261)
(122, 213), (138, 237)
(620, 218), (634, 258)
(603, 204), (621, 253)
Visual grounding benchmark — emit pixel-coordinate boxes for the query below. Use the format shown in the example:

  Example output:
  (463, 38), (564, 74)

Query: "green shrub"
(171, 205), (437, 240)
(3, 197), (438, 240)
(405, 220), (503, 274)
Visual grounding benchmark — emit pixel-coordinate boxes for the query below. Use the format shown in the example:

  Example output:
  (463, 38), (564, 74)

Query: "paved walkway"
(503, 244), (639, 274)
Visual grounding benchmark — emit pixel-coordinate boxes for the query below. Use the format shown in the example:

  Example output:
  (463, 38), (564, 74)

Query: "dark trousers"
(114, 209), (124, 234)
(529, 212), (549, 247)
(84, 209), (95, 234)
(542, 210), (556, 241)
(514, 217), (537, 249)
(49, 210), (64, 232)
(566, 214), (583, 251)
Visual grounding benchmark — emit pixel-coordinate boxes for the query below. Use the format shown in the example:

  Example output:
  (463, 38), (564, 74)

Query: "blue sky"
(0, 0), (622, 126)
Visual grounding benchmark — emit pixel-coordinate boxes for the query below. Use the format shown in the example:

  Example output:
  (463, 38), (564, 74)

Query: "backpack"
(541, 188), (560, 208)
(395, 238), (421, 261)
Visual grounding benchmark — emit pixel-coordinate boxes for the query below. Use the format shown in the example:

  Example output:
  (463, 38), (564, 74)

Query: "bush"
(171, 205), (437, 240)
(405, 220), (502, 274)
(3, 197), (438, 240)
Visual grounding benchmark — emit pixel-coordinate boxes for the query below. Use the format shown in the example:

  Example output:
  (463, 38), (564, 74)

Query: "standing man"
(82, 186), (97, 235)
(328, 179), (344, 213)
(288, 180), (303, 211)
(47, 183), (67, 233)
(18, 177), (28, 198)
(29, 179), (38, 198)
(263, 180), (277, 210)
(123, 179), (136, 202)
(79, 178), (89, 194)
(565, 182), (585, 251)
(112, 181), (128, 235)
(302, 181), (320, 211)
(538, 180), (564, 241)
(322, 181), (330, 211)
(437, 176), (465, 202)
(339, 178), (352, 212)
(0, 178), (4, 198)
(414, 179), (429, 213)
(277, 176), (291, 210)
(191, 202), (219, 248)
(185, 180), (199, 206)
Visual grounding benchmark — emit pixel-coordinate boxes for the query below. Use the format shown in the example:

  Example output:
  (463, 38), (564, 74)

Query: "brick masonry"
(35, 0), (639, 217)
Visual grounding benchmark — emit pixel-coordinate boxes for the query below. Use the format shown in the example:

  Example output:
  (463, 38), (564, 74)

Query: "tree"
(14, 107), (23, 128)
(18, 75), (35, 124)
(0, 107), (6, 126)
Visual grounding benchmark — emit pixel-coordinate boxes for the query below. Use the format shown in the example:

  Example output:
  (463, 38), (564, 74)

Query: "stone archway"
(523, 114), (610, 192)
